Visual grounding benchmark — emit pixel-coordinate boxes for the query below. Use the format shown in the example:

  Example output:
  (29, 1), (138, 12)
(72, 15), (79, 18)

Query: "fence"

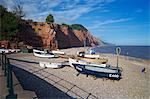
(9, 58), (99, 99)
(0, 52), (17, 99)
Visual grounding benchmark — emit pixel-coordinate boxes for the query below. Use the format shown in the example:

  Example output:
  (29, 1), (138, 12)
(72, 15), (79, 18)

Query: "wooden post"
(0, 53), (1, 66)
(6, 58), (17, 99)
(4, 54), (7, 76)
(2, 51), (4, 70)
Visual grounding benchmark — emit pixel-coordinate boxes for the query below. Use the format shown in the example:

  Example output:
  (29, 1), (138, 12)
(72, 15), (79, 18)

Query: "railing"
(9, 58), (99, 99)
(0, 52), (17, 99)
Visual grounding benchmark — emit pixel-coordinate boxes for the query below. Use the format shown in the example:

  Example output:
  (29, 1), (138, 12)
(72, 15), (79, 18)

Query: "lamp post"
(116, 47), (121, 69)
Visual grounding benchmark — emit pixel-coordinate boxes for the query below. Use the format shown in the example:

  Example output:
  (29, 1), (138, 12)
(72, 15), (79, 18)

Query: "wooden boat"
(84, 54), (100, 59)
(79, 57), (108, 64)
(51, 50), (65, 55)
(69, 58), (87, 67)
(39, 61), (62, 68)
(69, 58), (107, 68)
(33, 52), (56, 58)
(72, 63), (121, 80)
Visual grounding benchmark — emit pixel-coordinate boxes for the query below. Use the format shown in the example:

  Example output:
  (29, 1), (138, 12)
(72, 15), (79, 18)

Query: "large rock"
(16, 21), (101, 50)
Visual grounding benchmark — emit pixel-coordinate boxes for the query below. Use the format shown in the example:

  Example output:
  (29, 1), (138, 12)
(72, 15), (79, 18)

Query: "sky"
(1, 0), (150, 45)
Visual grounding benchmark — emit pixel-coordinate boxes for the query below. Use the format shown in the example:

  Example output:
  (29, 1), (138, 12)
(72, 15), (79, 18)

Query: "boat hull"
(33, 49), (45, 53)
(51, 50), (65, 55)
(72, 63), (121, 80)
(79, 57), (108, 64)
(33, 52), (55, 58)
(69, 58), (107, 67)
(39, 62), (62, 68)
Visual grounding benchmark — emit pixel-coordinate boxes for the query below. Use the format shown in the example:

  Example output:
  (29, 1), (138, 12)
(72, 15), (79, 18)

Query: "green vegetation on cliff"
(70, 24), (88, 31)
(0, 5), (19, 40)
(61, 23), (69, 27)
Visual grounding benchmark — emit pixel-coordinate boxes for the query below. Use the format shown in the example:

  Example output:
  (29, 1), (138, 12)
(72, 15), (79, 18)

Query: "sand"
(8, 47), (150, 99)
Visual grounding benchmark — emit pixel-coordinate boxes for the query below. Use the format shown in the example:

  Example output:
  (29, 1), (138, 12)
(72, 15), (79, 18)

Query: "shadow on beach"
(12, 66), (73, 99)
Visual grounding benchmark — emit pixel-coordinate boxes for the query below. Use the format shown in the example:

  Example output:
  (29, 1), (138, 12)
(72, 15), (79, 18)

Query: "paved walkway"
(0, 68), (8, 99)
(0, 65), (37, 99)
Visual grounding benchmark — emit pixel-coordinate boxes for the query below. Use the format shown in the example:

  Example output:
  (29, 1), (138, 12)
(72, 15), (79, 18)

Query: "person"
(141, 68), (146, 73)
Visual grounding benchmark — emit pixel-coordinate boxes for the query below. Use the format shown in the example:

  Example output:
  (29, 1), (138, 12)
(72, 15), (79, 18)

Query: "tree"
(46, 14), (54, 23)
(12, 0), (25, 20)
(0, 5), (19, 40)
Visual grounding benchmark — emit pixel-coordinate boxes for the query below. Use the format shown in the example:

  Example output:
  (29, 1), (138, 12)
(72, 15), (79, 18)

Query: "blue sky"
(1, 0), (150, 45)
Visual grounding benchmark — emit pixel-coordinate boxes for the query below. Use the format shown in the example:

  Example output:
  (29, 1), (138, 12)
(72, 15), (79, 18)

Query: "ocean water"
(92, 46), (150, 60)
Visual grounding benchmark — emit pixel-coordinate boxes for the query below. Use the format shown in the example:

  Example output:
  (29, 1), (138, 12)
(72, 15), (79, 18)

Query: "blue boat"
(72, 63), (122, 80)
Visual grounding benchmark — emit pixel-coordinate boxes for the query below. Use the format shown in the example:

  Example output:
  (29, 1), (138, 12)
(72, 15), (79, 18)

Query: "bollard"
(6, 58), (17, 99)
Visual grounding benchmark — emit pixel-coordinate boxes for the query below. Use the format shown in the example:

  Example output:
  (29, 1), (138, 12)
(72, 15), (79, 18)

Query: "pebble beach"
(8, 47), (150, 99)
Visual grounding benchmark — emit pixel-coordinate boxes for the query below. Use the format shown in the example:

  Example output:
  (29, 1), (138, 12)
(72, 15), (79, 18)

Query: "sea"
(92, 46), (150, 60)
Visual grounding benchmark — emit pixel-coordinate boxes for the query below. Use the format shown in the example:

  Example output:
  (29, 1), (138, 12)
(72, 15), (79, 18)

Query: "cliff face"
(16, 21), (100, 50)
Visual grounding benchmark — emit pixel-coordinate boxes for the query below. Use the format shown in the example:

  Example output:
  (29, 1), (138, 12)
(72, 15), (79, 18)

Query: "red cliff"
(16, 21), (100, 50)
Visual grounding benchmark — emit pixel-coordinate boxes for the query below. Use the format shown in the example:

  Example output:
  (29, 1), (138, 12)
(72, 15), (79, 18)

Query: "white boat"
(69, 58), (107, 67)
(33, 49), (45, 53)
(33, 52), (55, 58)
(0, 49), (9, 53)
(0, 49), (21, 53)
(33, 49), (65, 55)
(51, 50), (65, 55)
(39, 61), (62, 68)
(77, 51), (100, 59)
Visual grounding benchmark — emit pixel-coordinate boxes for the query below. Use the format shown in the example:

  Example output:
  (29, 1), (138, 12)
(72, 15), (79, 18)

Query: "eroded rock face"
(16, 21), (100, 50)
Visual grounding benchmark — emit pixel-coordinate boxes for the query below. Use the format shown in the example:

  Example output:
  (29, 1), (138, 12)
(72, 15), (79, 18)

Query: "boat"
(51, 50), (65, 55)
(69, 58), (107, 67)
(33, 49), (65, 55)
(77, 51), (100, 59)
(33, 52), (56, 58)
(69, 58), (87, 67)
(72, 63), (121, 80)
(33, 49), (45, 53)
(39, 61), (62, 68)
(0, 49), (9, 53)
(79, 57), (108, 64)
(84, 54), (100, 59)
(0, 49), (20, 53)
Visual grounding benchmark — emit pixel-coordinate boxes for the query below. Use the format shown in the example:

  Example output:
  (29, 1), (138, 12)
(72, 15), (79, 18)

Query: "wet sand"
(8, 47), (150, 99)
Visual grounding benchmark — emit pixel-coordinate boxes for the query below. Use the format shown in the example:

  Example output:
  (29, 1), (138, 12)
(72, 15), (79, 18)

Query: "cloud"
(2, 0), (116, 22)
(88, 18), (132, 30)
